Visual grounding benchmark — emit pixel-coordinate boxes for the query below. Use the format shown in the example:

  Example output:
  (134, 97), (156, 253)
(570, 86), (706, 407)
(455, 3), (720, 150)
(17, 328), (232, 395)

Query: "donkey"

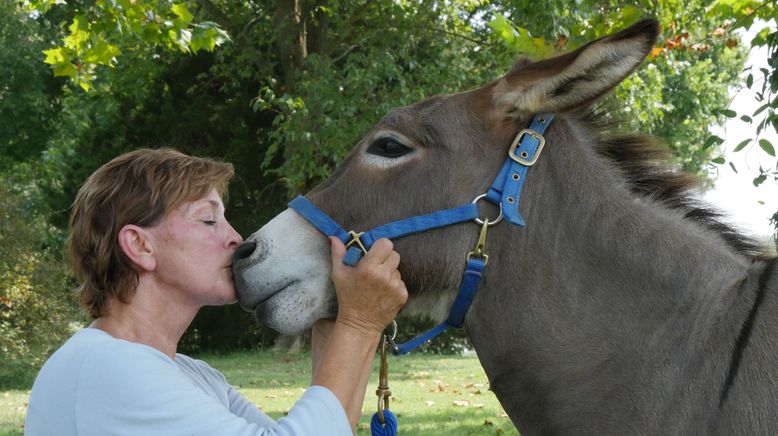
(233, 19), (778, 434)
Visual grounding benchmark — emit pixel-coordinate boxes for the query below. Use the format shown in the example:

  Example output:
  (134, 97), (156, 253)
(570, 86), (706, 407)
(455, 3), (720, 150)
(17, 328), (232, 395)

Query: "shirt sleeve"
(74, 344), (351, 436)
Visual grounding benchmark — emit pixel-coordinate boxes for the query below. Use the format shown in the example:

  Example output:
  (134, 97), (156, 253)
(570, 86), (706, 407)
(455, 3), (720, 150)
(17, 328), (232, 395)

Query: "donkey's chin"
(253, 283), (338, 335)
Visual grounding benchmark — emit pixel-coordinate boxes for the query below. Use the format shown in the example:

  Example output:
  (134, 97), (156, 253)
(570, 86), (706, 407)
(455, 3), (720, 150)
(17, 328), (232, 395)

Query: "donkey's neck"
(467, 117), (754, 434)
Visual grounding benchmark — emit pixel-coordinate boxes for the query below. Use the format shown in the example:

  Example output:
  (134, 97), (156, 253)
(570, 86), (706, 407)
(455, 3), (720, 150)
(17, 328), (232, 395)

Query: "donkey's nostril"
(233, 241), (257, 262)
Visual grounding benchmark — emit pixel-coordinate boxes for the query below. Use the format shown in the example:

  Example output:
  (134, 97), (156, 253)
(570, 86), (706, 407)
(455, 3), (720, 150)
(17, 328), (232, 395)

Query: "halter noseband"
(289, 114), (555, 354)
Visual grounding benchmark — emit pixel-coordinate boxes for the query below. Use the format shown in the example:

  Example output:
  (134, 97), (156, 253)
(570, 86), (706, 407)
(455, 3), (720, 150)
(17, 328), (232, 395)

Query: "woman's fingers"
(329, 236), (407, 334)
(361, 238), (393, 266)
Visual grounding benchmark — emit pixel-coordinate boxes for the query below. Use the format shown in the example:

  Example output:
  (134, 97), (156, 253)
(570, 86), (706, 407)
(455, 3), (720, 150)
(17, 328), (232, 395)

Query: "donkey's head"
(233, 19), (659, 335)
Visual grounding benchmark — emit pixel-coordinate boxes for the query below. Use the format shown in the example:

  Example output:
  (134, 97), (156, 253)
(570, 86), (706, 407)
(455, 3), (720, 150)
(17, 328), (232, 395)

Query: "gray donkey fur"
(233, 19), (778, 434)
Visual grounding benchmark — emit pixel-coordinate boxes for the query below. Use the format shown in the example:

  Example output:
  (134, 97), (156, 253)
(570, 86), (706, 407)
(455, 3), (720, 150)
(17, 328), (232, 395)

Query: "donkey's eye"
(366, 138), (412, 158)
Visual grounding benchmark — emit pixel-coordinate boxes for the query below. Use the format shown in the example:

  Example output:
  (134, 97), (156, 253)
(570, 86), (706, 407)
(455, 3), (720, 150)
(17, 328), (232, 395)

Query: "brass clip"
(375, 335), (392, 424)
(466, 220), (489, 265)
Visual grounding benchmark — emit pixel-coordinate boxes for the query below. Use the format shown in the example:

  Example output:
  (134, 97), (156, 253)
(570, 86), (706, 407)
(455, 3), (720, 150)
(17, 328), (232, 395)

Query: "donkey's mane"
(576, 107), (766, 258)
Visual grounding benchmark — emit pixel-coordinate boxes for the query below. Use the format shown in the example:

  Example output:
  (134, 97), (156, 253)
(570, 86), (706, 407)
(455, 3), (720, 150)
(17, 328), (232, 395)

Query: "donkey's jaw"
(233, 209), (336, 335)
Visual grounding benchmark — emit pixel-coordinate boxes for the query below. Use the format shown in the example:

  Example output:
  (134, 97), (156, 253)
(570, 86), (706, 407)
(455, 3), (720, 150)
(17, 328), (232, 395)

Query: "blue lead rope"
(370, 410), (398, 435)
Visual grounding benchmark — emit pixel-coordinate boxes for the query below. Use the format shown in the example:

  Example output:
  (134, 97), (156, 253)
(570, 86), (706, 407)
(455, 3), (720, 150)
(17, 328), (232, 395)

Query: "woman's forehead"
(178, 190), (224, 214)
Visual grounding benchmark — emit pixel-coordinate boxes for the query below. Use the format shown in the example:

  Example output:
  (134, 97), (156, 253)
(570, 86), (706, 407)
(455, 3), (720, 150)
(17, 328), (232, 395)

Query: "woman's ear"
(118, 224), (156, 272)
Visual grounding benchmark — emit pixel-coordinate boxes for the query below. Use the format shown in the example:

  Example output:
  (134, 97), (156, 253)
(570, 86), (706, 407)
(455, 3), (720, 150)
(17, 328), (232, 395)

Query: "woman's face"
(146, 188), (243, 307)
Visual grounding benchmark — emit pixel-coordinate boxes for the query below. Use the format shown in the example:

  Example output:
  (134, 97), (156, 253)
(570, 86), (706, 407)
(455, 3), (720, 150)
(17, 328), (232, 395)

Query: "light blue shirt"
(25, 328), (351, 435)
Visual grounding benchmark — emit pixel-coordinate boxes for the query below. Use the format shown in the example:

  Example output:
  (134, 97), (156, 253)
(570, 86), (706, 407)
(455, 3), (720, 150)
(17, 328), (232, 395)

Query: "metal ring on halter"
(471, 194), (503, 226)
(388, 320), (397, 341)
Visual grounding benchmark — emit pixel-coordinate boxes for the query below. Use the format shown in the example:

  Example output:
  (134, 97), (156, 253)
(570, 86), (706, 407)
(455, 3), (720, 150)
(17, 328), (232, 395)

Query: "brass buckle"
(508, 129), (545, 166)
(345, 230), (367, 253)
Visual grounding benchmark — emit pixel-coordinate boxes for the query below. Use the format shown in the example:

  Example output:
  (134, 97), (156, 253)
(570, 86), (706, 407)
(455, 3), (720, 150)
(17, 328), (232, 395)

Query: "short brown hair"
(67, 148), (235, 318)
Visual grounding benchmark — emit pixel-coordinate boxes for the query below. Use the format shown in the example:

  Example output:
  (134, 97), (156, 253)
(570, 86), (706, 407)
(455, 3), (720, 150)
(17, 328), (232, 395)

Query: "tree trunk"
(273, 0), (307, 93)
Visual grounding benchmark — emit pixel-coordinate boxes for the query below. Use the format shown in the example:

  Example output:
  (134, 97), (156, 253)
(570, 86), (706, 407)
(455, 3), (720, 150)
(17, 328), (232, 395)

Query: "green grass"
(2, 350), (518, 435)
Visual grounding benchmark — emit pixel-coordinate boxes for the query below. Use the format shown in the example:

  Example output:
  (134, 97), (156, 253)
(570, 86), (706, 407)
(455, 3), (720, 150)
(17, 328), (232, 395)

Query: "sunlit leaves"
(706, 3), (776, 216)
(28, 0), (230, 90)
(489, 15), (555, 58)
(171, 3), (194, 27)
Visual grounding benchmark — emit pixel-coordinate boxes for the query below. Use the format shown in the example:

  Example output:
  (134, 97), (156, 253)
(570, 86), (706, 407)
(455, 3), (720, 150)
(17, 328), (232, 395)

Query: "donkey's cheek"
(255, 281), (338, 335)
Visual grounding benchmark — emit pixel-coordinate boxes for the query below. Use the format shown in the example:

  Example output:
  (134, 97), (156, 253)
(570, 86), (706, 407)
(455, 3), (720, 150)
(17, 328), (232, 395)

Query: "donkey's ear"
(493, 18), (659, 116)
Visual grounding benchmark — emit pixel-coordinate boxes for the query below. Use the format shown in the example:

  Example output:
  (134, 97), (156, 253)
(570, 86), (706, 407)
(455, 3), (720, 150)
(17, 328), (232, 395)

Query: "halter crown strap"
(485, 114), (555, 227)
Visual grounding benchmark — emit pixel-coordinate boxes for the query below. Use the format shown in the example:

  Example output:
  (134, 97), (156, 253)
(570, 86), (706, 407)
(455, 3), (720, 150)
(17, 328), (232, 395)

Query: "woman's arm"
(311, 238), (407, 432)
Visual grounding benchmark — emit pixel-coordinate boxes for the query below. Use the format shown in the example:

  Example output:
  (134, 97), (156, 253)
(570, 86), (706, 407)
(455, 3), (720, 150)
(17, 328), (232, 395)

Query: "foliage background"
(1, 0), (776, 384)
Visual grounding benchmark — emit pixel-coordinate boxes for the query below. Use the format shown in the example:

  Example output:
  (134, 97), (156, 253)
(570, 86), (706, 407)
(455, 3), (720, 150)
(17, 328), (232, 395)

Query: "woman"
(24, 148), (408, 435)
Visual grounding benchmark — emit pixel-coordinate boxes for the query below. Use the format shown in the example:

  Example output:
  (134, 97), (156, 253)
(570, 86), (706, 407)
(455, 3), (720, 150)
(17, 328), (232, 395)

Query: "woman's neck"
(92, 278), (199, 358)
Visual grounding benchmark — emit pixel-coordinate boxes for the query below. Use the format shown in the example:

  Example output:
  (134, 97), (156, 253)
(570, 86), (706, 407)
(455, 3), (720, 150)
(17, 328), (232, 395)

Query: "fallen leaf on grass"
(452, 400), (471, 407)
(425, 400), (435, 407)
(484, 419), (493, 426)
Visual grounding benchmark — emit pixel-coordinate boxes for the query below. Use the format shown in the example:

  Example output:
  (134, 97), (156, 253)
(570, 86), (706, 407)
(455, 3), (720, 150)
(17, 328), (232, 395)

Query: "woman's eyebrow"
(189, 200), (221, 216)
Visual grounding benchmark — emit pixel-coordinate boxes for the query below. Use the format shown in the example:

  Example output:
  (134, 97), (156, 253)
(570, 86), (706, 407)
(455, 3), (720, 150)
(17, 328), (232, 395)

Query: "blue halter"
(289, 114), (554, 354)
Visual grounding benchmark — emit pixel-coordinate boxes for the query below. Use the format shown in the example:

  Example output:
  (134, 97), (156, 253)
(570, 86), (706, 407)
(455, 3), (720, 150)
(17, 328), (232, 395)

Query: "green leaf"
(171, 3), (194, 27)
(740, 115), (752, 123)
(84, 40), (121, 65)
(711, 156), (726, 164)
(719, 109), (737, 118)
(746, 73), (753, 89)
(68, 14), (89, 34)
(759, 139), (776, 157)
(753, 174), (767, 187)
(733, 139), (750, 152)
(619, 5), (642, 25)
(51, 62), (77, 78)
(77, 77), (92, 92)
(754, 103), (769, 117)
(703, 135), (724, 149)
(42, 47), (67, 65)
(751, 27), (771, 46)
(729, 161), (738, 173)
(489, 15), (515, 45)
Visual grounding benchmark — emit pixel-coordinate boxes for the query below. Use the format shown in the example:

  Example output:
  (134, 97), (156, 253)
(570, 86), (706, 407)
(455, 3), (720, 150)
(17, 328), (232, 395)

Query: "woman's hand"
(329, 237), (408, 336)
(309, 237), (407, 431)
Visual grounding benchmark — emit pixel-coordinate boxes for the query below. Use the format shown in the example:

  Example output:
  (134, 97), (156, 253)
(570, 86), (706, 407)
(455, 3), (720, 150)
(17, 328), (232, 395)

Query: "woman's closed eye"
(202, 219), (217, 226)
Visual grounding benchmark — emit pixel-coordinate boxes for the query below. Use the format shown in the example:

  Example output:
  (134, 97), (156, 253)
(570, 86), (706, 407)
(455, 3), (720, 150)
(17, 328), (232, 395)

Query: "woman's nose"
(233, 240), (257, 262)
(225, 223), (243, 249)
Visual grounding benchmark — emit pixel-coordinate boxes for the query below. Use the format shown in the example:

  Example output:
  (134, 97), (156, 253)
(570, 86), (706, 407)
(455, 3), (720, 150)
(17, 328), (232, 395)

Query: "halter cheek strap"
(288, 114), (555, 354)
